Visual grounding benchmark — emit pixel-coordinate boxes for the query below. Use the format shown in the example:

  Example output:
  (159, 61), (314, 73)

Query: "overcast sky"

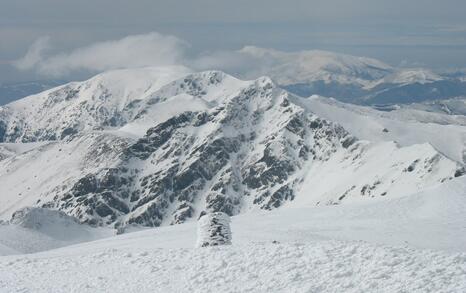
(1, 0), (466, 82)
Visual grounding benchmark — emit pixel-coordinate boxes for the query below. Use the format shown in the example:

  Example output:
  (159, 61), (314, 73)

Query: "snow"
(117, 71), (249, 137)
(367, 68), (443, 88)
(6, 66), (192, 115)
(404, 97), (466, 116)
(0, 142), (49, 155)
(0, 243), (18, 256)
(0, 177), (465, 292)
(0, 208), (113, 255)
(116, 94), (210, 137)
(299, 95), (466, 163)
(0, 66), (192, 142)
(0, 142), (50, 161)
(236, 47), (453, 91)
(1, 241), (465, 293)
(239, 46), (393, 86)
(0, 132), (129, 220)
(293, 140), (459, 206)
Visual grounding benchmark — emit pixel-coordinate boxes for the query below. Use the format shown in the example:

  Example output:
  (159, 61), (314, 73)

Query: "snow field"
(0, 241), (465, 293)
(1, 177), (465, 292)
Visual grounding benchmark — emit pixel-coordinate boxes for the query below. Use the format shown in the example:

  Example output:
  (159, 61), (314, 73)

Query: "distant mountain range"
(233, 47), (466, 106)
(0, 80), (65, 105)
(2, 49), (466, 110)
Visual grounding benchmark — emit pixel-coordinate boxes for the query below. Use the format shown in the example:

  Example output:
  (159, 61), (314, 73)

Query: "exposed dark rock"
(0, 120), (6, 142)
(60, 127), (78, 139)
(341, 136), (357, 149)
(72, 174), (98, 197)
(256, 185), (295, 210)
(454, 167), (466, 178)
(405, 160), (420, 172)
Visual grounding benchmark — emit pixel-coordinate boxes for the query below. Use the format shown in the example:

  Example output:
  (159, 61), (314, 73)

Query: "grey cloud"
(3, 0), (466, 82)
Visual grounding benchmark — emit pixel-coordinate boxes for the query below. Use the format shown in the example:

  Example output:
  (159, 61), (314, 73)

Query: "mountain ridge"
(0, 68), (464, 229)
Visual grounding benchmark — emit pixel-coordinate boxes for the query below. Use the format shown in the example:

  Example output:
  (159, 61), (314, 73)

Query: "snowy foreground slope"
(1, 177), (465, 292)
(0, 67), (464, 229)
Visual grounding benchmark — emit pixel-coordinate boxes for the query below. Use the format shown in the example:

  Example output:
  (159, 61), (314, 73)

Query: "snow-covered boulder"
(196, 212), (232, 247)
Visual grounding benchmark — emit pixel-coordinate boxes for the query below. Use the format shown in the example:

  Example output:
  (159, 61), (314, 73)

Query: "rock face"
(0, 68), (463, 229)
(43, 75), (362, 227)
(196, 212), (232, 247)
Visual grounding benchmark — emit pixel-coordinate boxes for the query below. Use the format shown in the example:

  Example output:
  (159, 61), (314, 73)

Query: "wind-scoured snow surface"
(0, 177), (465, 292)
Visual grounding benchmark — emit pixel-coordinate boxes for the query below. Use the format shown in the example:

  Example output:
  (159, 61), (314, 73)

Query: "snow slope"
(367, 68), (443, 88)
(405, 97), (466, 116)
(0, 132), (130, 219)
(300, 95), (466, 164)
(0, 177), (465, 292)
(0, 207), (113, 255)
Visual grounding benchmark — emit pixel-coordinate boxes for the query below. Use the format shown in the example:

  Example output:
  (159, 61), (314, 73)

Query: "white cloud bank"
(14, 36), (51, 71)
(14, 32), (267, 78)
(13, 32), (394, 86)
(14, 32), (188, 77)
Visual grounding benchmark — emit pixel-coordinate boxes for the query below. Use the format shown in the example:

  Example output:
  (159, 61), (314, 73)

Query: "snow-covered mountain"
(0, 67), (464, 230)
(239, 46), (394, 86)
(0, 66), (192, 142)
(369, 68), (443, 87)
(234, 47), (466, 105)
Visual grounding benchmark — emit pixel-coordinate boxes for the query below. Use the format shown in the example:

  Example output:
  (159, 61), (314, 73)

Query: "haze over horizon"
(1, 0), (466, 83)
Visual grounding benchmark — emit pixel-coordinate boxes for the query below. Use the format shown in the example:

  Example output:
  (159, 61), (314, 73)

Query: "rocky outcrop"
(39, 75), (360, 228)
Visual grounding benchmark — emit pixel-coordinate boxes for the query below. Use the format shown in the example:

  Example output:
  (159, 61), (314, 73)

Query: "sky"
(1, 0), (466, 83)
